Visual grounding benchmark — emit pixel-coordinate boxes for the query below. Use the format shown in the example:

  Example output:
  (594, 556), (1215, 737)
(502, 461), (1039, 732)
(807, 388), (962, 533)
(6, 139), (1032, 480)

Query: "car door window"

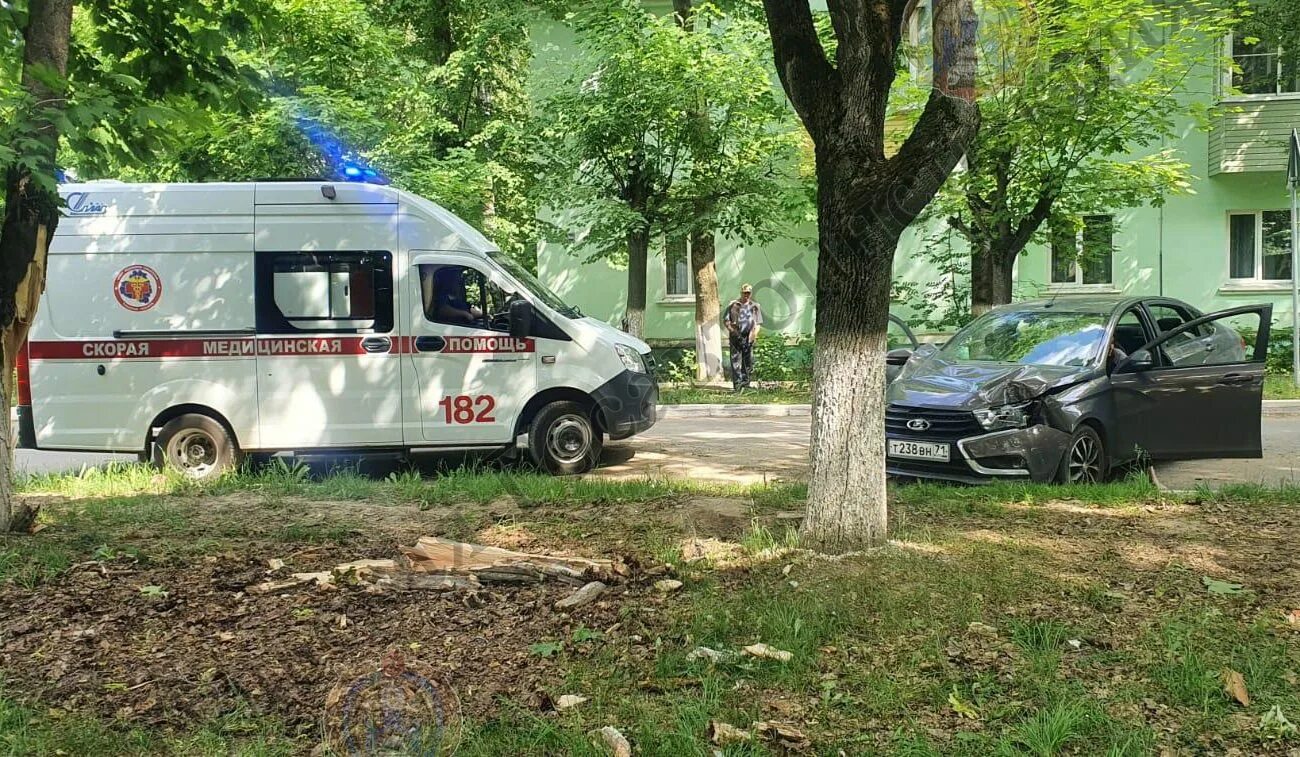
(418, 264), (515, 332)
(1147, 303), (1211, 366)
(1110, 308), (1149, 368)
(1140, 308), (1268, 370)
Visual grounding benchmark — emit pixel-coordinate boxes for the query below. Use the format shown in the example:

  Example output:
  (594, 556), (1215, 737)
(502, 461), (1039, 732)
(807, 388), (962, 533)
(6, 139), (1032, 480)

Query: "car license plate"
(888, 439), (949, 462)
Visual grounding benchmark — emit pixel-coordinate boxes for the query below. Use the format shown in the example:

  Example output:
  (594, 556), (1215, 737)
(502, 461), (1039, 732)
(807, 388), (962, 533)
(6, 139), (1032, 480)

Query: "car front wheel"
(1058, 425), (1108, 484)
(528, 401), (603, 475)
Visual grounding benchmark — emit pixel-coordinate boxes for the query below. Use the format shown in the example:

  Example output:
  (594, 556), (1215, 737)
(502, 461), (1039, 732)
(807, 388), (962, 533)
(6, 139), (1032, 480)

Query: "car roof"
(995, 296), (1193, 317)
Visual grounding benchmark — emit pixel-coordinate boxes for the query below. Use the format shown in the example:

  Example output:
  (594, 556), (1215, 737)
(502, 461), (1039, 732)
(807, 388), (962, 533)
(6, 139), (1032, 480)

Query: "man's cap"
(740, 284), (753, 293)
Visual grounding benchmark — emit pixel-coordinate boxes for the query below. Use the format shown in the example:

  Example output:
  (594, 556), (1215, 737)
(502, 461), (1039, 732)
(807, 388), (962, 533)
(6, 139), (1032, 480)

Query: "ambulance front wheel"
(528, 401), (603, 475)
(153, 413), (240, 481)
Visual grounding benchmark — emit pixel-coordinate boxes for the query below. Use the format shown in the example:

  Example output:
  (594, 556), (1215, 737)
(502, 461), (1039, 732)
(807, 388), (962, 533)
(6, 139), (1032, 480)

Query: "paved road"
(16, 414), (1300, 490)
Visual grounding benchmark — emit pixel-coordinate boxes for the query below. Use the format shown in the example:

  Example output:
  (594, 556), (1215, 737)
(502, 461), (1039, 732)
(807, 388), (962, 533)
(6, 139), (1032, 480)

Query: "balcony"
(1209, 38), (1300, 176)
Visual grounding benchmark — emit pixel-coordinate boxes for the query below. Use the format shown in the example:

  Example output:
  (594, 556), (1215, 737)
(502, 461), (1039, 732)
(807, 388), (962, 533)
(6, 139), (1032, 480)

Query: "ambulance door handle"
(414, 336), (446, 353)
(361, 337), (391, 354)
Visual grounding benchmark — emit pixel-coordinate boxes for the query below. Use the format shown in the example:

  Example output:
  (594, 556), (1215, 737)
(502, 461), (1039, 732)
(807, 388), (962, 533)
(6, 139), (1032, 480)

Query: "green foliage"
(748, 332), (813, 382)
(537, 0), (807, 265)
(915, 0), (1245, 311)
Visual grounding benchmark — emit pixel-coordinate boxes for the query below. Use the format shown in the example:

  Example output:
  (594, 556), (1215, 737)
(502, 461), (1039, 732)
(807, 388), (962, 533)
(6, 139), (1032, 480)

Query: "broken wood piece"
(245, 572), (333, 594)
(751, 721), (810, 751)
(743, 643), (793, 663)
(595, 725), (632, 757)
(334, 559), (398, 574)
(708, 720), (752, 745)
(377, 573), (481, 592)
(555, 694), (587, 710)
(654, 579), (683, 593)
(404, 536), (614, 572)
(555, 581), (607, 610)
(400, 537), (619, 585)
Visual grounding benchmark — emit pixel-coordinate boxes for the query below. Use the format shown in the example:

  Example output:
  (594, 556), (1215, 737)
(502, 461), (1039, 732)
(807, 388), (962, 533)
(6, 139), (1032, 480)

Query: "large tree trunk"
(690, 230), (723, 381)
(624, 228), (649, 339)
(799, 177), (896, 551)
(762, 0), (979, 552)
(0, 0), (73, 533)
(970, 242), (1015, 315)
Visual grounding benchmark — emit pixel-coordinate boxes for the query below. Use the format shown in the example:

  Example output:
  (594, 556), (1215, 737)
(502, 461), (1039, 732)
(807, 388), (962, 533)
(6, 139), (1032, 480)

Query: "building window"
(1229, 210), (1293, 281)
(1050, 215), (1114, 286)
(1228, 32), (1299, 96)
(664, 236), (692, 297)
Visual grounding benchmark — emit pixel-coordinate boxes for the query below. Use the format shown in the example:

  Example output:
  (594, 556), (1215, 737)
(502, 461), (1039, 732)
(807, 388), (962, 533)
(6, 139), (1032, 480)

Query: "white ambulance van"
(15, 181), (659, 479)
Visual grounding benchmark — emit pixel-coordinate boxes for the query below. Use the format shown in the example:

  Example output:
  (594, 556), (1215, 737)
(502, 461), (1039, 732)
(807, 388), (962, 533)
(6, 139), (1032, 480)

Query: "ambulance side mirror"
(509, 299), (534, 339)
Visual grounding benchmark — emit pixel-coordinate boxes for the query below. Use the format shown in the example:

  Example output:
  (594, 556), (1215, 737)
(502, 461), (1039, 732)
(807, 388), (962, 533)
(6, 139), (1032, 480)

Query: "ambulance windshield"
(488, 251), (580, 319)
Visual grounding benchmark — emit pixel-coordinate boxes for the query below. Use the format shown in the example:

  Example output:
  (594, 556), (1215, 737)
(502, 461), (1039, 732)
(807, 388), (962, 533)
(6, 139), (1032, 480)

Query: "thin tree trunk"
(690, 230), (722, 381)
(970, 242), (1014, 315)
(0, 0), (73, 533)
(624, 228), (649, 339)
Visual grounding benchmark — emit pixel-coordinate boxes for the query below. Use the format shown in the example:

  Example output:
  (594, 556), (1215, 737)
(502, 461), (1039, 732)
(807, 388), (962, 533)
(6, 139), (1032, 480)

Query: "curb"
(1264, 400), (1300, 416)
(660, 399), (1300, 419)
(658, 403), (811, 419)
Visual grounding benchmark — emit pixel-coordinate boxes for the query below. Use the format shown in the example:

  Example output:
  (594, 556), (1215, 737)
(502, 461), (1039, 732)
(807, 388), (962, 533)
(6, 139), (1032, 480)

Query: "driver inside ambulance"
(423, 266), (483, 325)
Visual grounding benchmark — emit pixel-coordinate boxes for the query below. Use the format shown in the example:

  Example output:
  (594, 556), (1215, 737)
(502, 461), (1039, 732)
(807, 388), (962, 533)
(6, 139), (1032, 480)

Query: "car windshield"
(940, 310), (1108, 367)
(488, 250), (580, 319)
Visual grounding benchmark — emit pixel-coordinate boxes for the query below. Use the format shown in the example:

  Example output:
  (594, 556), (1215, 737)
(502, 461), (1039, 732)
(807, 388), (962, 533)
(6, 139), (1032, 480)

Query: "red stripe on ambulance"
(28, 335), (535, 359)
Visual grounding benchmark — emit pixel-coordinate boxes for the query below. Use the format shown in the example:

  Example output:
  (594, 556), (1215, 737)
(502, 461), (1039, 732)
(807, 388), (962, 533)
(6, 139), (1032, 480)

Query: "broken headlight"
(973, 402), (1033, 431)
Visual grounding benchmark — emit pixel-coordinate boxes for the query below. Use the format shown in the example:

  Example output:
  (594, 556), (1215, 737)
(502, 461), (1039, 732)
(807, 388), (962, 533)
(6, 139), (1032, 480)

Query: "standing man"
(724, 283), (763, 391)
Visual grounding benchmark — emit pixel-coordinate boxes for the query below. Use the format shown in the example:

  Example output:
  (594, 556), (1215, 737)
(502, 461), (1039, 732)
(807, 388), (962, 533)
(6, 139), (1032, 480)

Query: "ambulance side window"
(419, 264), (512, 332)
(257, 251), (393, 333)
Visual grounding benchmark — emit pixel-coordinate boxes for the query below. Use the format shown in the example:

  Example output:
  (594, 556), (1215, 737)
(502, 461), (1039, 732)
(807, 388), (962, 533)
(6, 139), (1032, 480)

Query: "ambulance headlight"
(615, 344), (646, 373)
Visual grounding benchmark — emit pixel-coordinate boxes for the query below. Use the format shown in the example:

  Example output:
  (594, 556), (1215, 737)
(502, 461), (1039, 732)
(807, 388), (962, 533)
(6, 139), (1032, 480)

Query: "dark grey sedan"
(883, 297), (1272, 484)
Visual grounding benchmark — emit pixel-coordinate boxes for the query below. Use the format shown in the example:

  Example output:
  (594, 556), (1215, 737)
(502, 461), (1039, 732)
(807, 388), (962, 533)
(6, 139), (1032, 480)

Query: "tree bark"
(969, 242), (1014, 315)
(690, 229), (723, 380)
(0, 0), (73, 533)
(762, 0), (979, 552)
(801, 182), (896, 550)
(624, 228), (649, 339)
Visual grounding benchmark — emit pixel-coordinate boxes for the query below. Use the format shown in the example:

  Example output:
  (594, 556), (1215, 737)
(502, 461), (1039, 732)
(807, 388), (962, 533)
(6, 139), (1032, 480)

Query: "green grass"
(658, 384), (810, 405)
(1265, 373), (1300, 400)
(664, 373), (1300, 403)
(4, 468), (1300, 753)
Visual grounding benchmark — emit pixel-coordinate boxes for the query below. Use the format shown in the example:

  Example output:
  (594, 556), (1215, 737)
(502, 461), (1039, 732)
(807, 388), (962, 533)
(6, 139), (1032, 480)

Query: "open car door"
(1110, 304), (1271, 461)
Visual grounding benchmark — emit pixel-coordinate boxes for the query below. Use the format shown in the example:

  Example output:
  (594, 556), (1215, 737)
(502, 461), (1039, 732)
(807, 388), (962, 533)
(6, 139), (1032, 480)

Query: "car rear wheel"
(1059, 425), (1108, 484)
(153, 413), (240, 481)
(528, 401), (602, 475)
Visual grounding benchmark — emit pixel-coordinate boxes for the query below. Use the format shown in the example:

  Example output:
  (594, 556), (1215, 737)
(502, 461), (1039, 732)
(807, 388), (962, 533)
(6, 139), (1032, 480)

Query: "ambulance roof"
(56, 181), (498, 254)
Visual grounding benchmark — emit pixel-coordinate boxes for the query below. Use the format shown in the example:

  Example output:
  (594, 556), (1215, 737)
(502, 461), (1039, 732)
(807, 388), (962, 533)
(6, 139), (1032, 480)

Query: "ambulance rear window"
(257, 251), (393, 334)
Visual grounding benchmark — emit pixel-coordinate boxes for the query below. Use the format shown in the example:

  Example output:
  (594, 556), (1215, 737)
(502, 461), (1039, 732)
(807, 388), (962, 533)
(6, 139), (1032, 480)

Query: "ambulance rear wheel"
(154, 414), (239, 481)
(528, 401), (602, 475)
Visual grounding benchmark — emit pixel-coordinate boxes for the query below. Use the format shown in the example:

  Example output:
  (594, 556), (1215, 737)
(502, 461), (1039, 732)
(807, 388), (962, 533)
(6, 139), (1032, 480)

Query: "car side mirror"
(885, 347), (914, 367)
(1120, 348), (1154, 373)
(509, 299), (533, 339)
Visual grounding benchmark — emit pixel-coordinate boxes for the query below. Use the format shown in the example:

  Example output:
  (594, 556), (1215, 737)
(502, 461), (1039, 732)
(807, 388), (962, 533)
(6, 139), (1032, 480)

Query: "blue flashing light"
(293, 113), (389, 185)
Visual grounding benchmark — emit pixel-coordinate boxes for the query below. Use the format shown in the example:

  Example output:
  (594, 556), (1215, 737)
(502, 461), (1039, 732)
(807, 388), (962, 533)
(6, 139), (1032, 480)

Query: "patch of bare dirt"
(0, 492), (700, 737)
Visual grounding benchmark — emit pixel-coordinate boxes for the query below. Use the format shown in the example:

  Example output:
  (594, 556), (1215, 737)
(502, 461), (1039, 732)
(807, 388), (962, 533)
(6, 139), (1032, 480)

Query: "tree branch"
(761, 0), (840, 139)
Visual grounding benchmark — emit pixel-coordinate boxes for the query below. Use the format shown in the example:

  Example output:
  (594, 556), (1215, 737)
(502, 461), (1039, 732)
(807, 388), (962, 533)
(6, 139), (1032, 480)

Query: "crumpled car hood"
(887, 355), (1092, 409)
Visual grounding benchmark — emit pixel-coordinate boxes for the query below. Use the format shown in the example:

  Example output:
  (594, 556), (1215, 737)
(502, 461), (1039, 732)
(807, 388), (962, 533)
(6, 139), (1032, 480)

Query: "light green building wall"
(534, 12), (1300, 342)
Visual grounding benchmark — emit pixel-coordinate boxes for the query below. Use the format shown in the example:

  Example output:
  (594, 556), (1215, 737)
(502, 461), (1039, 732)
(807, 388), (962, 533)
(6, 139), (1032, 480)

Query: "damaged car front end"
(884, 305), (1114, 484)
